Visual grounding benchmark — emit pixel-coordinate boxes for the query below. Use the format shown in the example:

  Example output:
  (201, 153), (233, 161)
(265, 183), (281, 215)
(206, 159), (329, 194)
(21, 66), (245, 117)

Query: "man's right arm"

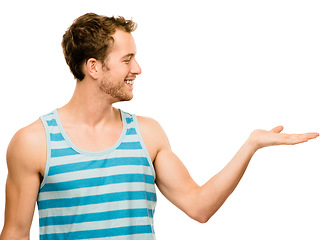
(0, 120), (46, 240)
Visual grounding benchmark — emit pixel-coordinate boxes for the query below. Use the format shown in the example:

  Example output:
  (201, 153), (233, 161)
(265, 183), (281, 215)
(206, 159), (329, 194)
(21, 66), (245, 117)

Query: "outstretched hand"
(248, 126), (319, 150)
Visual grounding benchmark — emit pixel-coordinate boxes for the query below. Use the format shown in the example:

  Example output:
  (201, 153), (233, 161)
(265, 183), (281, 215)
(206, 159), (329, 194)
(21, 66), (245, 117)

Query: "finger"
(271, 125), (284, 133)
(288, 133), (319, 143)
(304, 132), (320, 139)
(282, 132), (319, 145)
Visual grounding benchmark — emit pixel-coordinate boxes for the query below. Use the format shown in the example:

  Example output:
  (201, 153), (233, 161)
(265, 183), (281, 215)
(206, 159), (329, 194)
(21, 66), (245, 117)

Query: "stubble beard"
(99, 77), (133, 102)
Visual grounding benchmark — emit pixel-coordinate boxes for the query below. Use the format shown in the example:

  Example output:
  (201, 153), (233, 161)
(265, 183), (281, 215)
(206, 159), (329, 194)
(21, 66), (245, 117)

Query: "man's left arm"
(138, 117), (319, 223)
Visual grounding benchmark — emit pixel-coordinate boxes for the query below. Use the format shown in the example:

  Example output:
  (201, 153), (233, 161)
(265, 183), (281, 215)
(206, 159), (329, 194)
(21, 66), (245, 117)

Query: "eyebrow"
(121, 53), (135, 60)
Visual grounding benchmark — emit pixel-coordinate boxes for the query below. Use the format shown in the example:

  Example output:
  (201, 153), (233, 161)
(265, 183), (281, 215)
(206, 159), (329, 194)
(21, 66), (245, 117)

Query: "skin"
(0, 30), (319, 239)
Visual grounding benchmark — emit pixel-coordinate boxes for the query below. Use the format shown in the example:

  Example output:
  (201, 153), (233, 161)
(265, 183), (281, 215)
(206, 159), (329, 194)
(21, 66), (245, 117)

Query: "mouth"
(124, 78), (135, 88)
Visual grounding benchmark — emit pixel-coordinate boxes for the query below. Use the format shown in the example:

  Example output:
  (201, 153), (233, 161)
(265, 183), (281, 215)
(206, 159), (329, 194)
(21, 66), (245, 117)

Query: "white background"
(0, 0), (329, 239)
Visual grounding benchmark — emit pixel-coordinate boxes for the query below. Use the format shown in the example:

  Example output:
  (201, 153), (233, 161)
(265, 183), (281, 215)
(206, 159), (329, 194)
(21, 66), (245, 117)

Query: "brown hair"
(62, 13), (137, 81)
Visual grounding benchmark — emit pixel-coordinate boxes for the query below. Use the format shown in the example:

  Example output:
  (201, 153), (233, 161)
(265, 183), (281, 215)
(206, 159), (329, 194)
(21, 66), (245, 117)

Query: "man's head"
(62, 13), (137, 81)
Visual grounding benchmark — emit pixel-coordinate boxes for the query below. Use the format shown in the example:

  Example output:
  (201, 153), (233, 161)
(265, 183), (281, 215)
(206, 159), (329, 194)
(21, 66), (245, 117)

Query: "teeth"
(126, 80), (134, 85)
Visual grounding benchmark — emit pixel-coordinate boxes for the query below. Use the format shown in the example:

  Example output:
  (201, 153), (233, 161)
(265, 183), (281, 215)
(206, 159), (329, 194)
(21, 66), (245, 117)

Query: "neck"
(59, 80), (120, 127)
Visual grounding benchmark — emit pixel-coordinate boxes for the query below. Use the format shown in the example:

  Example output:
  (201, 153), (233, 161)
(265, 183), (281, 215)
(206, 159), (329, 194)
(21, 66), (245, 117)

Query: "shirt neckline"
(53, 108), (127, 156)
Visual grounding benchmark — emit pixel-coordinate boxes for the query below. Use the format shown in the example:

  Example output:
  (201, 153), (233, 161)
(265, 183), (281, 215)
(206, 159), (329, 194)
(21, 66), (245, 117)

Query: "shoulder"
(135, 115), (171, 161)
(7, 119), (46, 174)
(9, 119), (45, 150)
(136, 116), (167, 140)
(136, 115), (163, 131)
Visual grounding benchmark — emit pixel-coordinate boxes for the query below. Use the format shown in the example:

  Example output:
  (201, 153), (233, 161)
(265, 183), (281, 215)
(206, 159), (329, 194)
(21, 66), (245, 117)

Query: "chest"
(64, 125), (123, 152)
(64, 126), (157, 163)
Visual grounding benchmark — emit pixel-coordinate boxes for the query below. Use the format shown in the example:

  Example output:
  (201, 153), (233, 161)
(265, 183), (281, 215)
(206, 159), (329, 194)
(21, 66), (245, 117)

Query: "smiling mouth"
(124, 79), (134, 88)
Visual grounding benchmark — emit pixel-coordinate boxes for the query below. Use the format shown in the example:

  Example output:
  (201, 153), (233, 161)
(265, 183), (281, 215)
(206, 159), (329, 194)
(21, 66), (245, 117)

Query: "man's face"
(98, 30), (141, 102)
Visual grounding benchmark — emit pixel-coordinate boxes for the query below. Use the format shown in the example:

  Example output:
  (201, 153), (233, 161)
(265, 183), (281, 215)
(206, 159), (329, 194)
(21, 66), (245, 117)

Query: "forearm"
(193, 138), (257, 222)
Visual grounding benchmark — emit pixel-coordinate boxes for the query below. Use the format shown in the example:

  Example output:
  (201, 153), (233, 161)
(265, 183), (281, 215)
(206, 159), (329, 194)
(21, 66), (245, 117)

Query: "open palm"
(249, 126), (319, 150)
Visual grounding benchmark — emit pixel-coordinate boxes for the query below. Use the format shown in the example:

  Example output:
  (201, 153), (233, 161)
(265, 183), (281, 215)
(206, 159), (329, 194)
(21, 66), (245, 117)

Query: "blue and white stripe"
(37, 110), (156, 240)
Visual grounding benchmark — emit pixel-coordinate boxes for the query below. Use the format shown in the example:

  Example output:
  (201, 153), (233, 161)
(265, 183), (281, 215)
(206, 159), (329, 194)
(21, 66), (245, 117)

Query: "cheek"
(103, 69), (123, 81)
(111, 67), (130, 80)
(103, 61), (130, 81)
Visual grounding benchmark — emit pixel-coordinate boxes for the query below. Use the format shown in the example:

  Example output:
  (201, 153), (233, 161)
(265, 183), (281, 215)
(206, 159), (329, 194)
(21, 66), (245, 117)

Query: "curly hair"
(62, 13), (137, 81)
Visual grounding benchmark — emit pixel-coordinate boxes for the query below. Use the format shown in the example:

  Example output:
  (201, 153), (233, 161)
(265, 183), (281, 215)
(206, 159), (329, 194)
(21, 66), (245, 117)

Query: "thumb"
(271, 125), (284, 133)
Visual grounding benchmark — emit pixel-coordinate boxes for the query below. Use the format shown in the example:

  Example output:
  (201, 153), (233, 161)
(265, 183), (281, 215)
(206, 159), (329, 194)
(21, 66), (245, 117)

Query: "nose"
(131, 58), (142, 75)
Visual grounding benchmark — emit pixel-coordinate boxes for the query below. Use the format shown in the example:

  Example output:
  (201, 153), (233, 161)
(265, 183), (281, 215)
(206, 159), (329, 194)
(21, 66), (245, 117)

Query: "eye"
(123, 57), (132, 64)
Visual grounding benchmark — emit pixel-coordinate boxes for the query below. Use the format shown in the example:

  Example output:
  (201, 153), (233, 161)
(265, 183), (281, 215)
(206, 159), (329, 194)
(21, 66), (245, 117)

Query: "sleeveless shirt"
(37, 109), (157, 240)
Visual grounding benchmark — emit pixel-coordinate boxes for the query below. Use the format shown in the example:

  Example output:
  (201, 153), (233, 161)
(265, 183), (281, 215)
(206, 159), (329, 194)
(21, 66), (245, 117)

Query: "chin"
(114, 94), (134, 103)
(123, 93), (134, 101)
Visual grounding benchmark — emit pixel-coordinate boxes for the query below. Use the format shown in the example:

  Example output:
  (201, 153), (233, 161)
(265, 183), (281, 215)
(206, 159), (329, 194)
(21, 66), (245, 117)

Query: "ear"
(85, 58), (99, 79)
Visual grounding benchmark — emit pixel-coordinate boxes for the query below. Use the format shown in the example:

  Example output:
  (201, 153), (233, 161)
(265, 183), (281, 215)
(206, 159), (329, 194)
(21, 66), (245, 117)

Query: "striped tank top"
(37, 109), (157, 240)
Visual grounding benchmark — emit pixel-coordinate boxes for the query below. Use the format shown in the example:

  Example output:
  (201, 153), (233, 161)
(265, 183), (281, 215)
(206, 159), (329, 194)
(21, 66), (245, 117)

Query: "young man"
(0, 13), (319, 240)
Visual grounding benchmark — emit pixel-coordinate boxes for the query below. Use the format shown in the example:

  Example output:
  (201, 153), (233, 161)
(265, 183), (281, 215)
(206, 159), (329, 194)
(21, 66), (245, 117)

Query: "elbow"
(187, 201), (224, 223)
(189, 210), (212, 224)
(183, 190), (224, 223)
(195, 216), (210, 224)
